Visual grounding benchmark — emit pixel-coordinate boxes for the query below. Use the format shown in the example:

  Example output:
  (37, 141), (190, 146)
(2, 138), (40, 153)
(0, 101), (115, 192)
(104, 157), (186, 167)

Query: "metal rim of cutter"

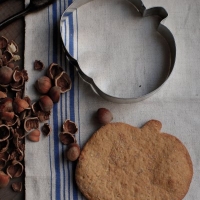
(60, 0), (176, 103)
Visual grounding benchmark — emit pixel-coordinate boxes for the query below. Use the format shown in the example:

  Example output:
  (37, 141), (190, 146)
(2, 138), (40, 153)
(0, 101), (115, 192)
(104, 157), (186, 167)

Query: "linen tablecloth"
(24, 0), (200, 199)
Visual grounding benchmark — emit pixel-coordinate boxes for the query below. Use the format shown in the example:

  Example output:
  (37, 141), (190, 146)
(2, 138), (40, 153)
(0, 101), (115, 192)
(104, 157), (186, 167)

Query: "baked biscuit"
(75, 120), (193, 200)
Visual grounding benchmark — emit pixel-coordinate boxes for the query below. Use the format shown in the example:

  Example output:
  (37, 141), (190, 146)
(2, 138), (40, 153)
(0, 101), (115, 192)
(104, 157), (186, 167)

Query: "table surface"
(0, 0), (25, 199)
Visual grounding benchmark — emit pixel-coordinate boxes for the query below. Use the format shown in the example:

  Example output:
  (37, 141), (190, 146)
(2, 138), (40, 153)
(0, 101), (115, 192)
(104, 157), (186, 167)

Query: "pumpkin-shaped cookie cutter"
(60, 0), (176, 103)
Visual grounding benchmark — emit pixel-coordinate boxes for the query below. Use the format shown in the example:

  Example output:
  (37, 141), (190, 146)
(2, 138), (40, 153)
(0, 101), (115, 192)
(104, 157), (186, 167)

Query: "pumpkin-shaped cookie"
(75, 120), (193, 200)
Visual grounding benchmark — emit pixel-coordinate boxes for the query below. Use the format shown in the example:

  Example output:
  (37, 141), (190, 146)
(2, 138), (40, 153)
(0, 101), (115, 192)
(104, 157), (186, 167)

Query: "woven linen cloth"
(24, 0), (200, 199)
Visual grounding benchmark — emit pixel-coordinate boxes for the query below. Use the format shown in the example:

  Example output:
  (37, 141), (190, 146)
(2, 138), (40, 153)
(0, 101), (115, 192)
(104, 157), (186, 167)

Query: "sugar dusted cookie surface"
(75, 120), (193, 200)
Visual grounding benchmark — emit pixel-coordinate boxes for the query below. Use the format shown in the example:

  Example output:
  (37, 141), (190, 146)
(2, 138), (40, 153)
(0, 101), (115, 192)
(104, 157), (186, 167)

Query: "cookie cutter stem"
(61, 0), (176, 103)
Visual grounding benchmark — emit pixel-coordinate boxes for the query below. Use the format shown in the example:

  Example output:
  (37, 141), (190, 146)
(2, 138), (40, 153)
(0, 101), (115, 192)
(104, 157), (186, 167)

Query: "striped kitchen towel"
(24, 0), (198, 199)
(24, 0), (83, 199)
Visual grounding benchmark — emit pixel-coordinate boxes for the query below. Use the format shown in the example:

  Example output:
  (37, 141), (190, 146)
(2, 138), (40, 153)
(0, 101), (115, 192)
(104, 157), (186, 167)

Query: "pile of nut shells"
(0, 36), (27, 191)
(0, 36), (80, 191)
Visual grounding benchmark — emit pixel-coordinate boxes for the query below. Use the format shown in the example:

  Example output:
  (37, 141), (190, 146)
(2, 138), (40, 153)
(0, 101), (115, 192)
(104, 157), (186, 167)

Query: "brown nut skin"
(0, 91), (7, 99)
(0, 97), (13, 112)
(48, 86), (61, 103)
(65, 143), (80, 161)
(96, 108), (113, 125)
(0, 171), (10, 188)
(39, 95), (53, 112)
(35, 76), (52, 94)
(0, 66), (13, 84)
(13, 97), (29, 113)
(27, 129), (40, 142)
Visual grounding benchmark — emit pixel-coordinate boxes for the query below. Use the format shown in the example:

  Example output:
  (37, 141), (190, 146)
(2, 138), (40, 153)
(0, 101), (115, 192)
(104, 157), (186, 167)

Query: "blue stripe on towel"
(52, 1), (61, 200)
(48, 6), (53, 200)
(68, 1), (79, 199)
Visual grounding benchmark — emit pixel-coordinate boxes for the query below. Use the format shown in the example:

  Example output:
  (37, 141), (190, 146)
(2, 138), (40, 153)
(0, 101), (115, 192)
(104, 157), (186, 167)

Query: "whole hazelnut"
(96, 108), (113, 125)
(13, 97), (29, 113)
(0, 171), (10, 188)
(0, 66), (13, 84)
(49, 86), (61, 103)
(35, 76), (52, 94)
(27, 129), (40, 142)
(39, 95), (53, 112)
(65, 143), (80, 161)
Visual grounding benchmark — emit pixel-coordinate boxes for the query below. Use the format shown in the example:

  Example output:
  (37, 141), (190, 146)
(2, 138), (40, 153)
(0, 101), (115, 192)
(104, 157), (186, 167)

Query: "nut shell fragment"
(62, 119), (78, 134)
(7, 160), (24, 178)
(55, 71), (72, 93)
(41, 123), (51, 136)
(13, 97), (30, 113)
(47, 63), (63, 80)
(7, 40), (18, 54)
(0, 140), (9, 153)
(59, 132), (76, 145)
(34, 60), (45, 71)
(0, 97), (13, 112)
(24, 117), (39, 132)
(12, 181), (22, 192)
(0, 125), (10, 142)
(0, 36), (8, 49)
(5, 114), (20, 128)
(10, 148), (24, 162)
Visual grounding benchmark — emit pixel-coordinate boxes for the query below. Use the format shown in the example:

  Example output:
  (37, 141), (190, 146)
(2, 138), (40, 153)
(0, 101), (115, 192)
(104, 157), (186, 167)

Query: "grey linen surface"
(24, 0), (200, 199)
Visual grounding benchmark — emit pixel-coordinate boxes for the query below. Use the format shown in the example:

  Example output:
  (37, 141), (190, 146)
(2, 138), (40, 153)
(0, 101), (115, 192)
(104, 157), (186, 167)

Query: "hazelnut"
(0, 66), (13, 84)
(39, 95), (53, 112)
(13, 97), (30, 113)
(49, 86), (61, 103)
(27, 129), (40, 142)
(0, 171), (10, 188)
(96, 108), (113, 125)
(35, 76), (52, 94)
(65, 143), (80, 161)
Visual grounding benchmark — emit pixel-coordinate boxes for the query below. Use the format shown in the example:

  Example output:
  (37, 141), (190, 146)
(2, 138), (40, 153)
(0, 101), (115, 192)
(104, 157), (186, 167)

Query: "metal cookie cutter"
(60, 0), (176, 103)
